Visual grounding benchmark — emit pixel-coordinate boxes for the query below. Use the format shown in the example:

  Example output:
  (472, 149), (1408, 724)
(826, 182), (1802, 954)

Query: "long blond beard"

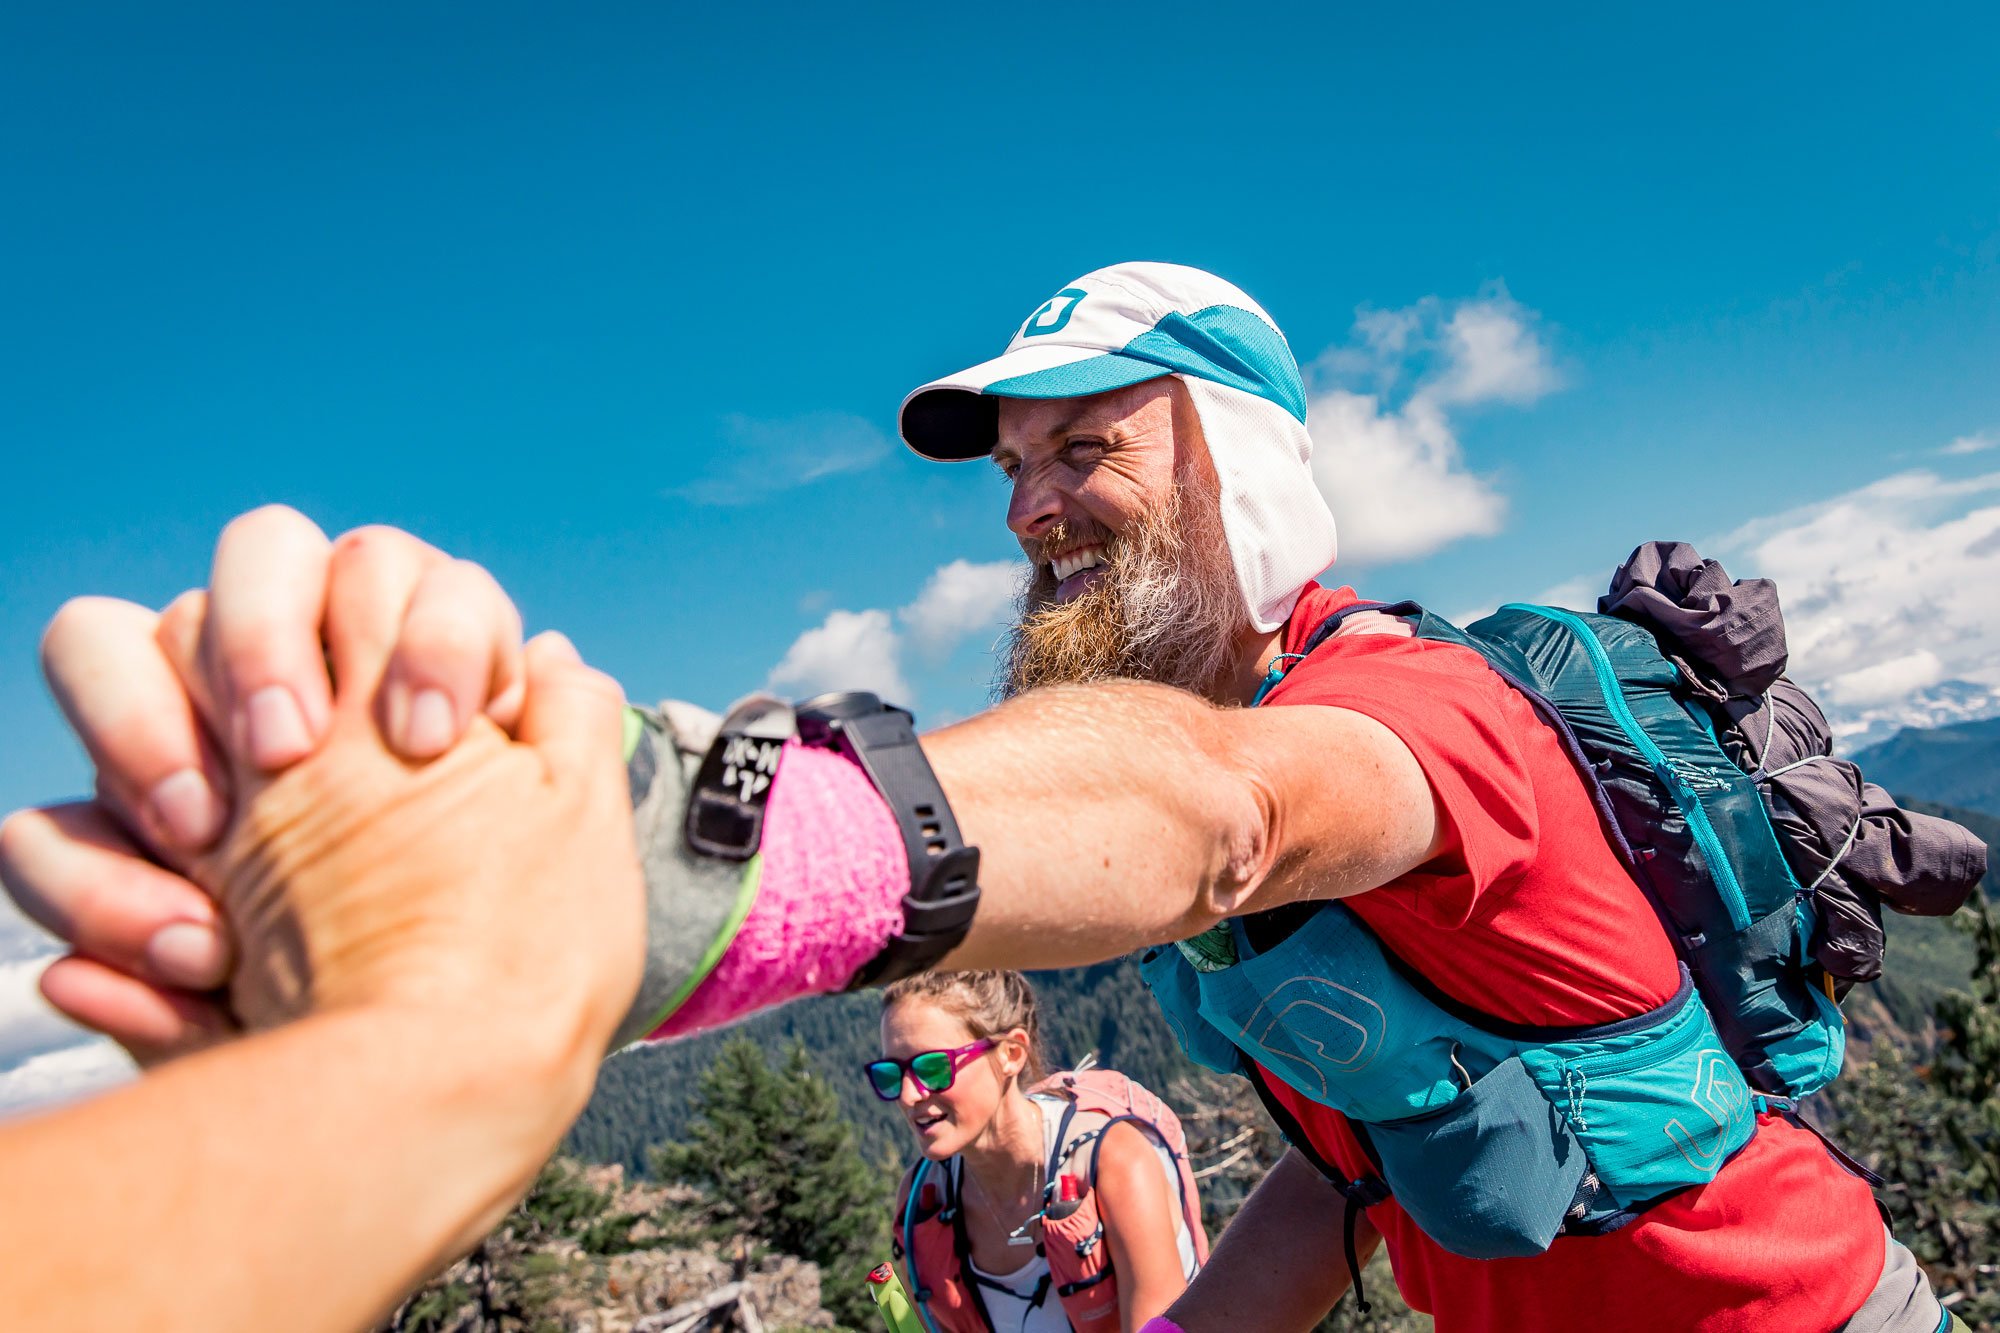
(998, 466), (1248, 700)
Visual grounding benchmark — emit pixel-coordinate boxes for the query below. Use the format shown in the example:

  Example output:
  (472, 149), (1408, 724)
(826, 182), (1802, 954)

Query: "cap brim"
(899, 345), (1175, 461)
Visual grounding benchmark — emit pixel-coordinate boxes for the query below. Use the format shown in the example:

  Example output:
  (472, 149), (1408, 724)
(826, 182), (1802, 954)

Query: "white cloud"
(766, 608), (910, 702)
(0, 1039), (134, 1117)
(898, 559), (1023, 658)
(1822, 650), (1945, 708)
(0, 948), (125, 1122)
(0, 900), (57, 965)
(1942, 433), (1996, 456)
(1432, 297), (1563, 406)
(1451, 572), (1602, 629)
(667, 411), (891, 506)
(1344, 305), (1425, 368)
(1310, 392), (1509, 566)
(0, 899), (92, 1089)
(767, 559), (1025, 705)
(1530, 574), (1604, 613)
(1486, 454), (2000, 734)
(1711, 468), (2000, 705)
(1307, 287), (1559, 567)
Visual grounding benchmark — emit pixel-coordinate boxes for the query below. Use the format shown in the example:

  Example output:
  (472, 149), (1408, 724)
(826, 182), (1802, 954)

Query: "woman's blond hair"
(883, 970), (1047, 1084)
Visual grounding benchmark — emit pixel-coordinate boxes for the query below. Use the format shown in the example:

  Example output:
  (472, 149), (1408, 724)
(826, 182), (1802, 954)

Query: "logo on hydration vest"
(1020, 287), (1088, 338)
(1242, 975), (1389, 1100)
(1664, 1049), (1752, 1170)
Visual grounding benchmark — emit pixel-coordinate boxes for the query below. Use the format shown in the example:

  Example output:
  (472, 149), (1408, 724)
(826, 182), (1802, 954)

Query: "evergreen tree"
(514, 1157), (645, 1256)
(653, 1037), (891, 1330)
(1931, 893), (2000, 1194)
(387, 1157), (648, 1333)
(1825, 1050), (1997, 1323)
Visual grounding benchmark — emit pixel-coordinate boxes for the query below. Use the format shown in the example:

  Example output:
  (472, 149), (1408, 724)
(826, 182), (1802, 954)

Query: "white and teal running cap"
(899, 261), (1339, 632)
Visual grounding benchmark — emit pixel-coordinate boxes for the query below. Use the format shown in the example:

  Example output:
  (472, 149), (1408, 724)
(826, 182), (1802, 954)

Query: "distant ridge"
(1850, 716), (2000, 819)
(1830, 679), (2000, 754)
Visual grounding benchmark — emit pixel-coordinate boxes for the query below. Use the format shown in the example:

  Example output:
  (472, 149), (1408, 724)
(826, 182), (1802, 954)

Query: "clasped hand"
(0, 506), (641, 1070)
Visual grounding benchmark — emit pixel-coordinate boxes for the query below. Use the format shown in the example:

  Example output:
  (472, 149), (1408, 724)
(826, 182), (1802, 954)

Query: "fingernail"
(403, 689), (456, 757)
(147, 768), (225, 849)
(147, 921), (228, 990)
(241, 685), (313, 768)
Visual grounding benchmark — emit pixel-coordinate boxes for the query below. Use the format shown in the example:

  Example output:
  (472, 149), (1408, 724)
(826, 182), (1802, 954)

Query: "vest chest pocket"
(1183, 907), (1468, 1122)
(1363, 1054), (1590, 1259)
(1138, 944), (1247, 1077)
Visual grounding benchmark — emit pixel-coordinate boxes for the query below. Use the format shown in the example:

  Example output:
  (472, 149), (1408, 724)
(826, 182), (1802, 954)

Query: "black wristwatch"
(794, 691), (983, 988)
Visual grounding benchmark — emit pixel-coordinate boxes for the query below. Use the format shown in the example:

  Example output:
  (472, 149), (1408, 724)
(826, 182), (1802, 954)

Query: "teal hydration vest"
(1140, 600), (1851, 1264)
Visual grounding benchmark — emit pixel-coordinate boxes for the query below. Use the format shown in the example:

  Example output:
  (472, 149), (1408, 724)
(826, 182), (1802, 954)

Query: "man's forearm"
(928, 681), (1438, 970)
(0, 1005), (595, 1333)
(628, 678), (1437, 1039)
(1165, 1149), (1367, 1333)
(927, 682), (1273, 969)
(620, 680), (1278, 1039)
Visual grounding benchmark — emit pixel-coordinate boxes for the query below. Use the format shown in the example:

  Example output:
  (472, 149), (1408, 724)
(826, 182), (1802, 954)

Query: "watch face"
(684, 699), (797, 862)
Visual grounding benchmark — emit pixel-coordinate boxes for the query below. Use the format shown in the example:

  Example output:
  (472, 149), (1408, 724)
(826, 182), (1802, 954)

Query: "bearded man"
(7, 264), (1953, 1333)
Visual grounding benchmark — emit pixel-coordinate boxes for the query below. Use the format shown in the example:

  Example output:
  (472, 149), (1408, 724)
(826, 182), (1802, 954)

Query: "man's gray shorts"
(1837, 1229), (1953, 1333)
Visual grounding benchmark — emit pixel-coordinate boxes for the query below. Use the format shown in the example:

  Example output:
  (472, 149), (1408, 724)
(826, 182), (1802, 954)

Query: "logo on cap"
(1020, 287), (1088, 338)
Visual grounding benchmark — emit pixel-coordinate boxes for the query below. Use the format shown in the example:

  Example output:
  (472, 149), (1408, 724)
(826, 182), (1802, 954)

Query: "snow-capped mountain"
(1825, 679), (2000, 755)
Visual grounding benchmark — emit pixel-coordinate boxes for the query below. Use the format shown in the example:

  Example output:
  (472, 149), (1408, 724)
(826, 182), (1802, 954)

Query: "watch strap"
(795, 693), (983, 989)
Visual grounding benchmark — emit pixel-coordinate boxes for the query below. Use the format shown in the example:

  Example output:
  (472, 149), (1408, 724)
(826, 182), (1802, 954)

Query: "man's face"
(995, 379), (1183, 604)
(993, 378), (1249, 699)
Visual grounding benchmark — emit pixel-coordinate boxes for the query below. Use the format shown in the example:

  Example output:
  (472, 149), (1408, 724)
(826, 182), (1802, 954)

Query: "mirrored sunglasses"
(864, 1038), (996, 1101)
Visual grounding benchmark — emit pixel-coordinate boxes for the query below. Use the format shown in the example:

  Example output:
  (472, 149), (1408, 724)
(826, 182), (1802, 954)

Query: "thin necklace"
(962, 1116), (1047, 1247)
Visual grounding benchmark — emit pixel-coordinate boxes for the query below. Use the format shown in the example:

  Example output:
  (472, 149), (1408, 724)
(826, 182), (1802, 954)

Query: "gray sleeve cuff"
(607, 701), (779, 1050)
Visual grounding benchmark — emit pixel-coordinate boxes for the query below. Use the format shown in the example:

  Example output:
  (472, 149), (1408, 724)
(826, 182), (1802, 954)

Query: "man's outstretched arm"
(15, 510), (1442, 1050)
(928, 678), (1441, 969)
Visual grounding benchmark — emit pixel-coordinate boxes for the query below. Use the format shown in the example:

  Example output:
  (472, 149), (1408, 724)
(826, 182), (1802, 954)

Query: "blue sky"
(3, 4), (2000, 1099)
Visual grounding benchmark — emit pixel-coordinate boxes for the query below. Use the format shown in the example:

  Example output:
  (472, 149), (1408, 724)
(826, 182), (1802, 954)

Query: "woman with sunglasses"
(873, 972), (1208, 1333)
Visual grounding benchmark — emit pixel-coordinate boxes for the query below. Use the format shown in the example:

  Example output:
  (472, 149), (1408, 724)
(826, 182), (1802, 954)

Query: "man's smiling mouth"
(1050, 544), (1107, 601)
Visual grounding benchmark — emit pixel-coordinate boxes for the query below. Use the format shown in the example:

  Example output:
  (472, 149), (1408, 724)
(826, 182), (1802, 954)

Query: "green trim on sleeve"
(631, 853), (764, 1036)
(622, 704), (647, 762)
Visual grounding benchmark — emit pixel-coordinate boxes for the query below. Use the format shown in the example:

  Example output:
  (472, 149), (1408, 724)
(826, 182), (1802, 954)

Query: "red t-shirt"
(1255, 585), (1883, 1333)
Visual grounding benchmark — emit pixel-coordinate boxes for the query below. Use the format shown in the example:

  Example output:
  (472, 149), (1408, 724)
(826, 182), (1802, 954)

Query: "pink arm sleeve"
(649, 742), (909, 1038)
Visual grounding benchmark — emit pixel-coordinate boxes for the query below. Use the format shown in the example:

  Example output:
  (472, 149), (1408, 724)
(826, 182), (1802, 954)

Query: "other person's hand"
(0, 522), (645, 1333)
(190, 618), (645, 1052)
(1, 508), (539, 1059)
